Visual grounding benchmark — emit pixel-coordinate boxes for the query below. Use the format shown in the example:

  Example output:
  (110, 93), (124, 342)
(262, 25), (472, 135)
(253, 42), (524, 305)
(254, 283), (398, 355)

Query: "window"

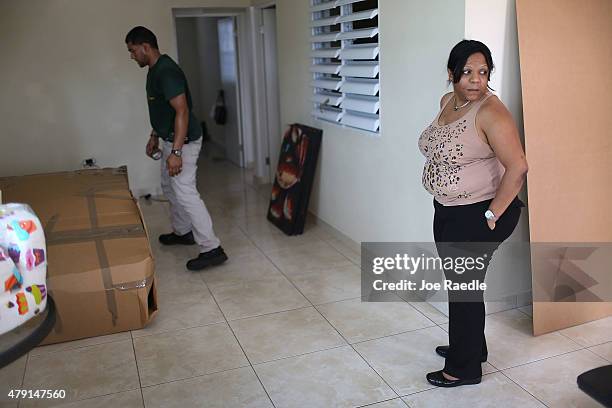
(310, 0), (380, 133)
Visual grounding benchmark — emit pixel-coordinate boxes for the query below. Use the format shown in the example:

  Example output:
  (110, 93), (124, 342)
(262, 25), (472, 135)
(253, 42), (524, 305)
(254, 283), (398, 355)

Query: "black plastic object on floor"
(213, 90), (227, 125)
(0, 295), (56, 369)
(577, 364), (612, 407)
(267, 124), (322, 236)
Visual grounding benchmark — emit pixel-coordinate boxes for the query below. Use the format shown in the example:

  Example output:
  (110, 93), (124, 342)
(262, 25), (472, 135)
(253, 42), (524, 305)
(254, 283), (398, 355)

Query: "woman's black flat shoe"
(426, 370), (481, 388)
(435, 345), (487, 362)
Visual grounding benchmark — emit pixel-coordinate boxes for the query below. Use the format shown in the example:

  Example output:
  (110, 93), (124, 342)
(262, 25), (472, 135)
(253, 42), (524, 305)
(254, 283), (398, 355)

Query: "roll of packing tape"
(0, 204), (47, 336)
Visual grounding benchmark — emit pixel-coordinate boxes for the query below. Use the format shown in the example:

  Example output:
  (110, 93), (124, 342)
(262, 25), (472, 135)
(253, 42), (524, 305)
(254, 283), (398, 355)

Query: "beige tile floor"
(1, 149), (610, 407)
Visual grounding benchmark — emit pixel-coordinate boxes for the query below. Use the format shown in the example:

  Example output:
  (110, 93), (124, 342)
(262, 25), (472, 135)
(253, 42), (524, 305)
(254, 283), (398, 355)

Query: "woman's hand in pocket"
(487, 219), (496, 230)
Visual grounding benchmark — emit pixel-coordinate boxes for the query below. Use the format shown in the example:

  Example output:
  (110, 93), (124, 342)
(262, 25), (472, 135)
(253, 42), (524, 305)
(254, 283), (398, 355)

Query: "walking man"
(125, 26), (227, 270)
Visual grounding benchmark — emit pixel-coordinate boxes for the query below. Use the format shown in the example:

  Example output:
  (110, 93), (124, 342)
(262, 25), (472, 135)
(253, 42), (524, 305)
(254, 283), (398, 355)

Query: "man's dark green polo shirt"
(146, 54), (201, 142)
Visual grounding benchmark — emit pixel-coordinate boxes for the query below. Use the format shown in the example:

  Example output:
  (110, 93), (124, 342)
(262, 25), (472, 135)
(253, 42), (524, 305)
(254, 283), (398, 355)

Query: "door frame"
(171, 8), (255, 169)
(249, 1), (280, 184)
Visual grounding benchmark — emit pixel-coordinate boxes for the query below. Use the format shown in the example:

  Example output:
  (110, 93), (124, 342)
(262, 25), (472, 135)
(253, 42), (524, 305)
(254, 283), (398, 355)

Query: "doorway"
(172, 6), (281, 186)
(173, 11), (246, 168)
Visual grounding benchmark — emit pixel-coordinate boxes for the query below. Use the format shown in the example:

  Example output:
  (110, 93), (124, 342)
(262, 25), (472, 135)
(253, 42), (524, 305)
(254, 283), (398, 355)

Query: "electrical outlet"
(82, 158), (97, 168)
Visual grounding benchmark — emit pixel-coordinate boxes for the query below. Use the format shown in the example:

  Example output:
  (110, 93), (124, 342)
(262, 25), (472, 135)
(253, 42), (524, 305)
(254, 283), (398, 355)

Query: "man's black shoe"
(436, 345), (487, 362)
(158, 231), (196, 246)
(186, 246), (228, 271)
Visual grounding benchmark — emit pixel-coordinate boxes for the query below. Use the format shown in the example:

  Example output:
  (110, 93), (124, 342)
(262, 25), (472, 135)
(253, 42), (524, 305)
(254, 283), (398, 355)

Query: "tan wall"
(516, 0), (612, 334)
(0, 0), (249, 196)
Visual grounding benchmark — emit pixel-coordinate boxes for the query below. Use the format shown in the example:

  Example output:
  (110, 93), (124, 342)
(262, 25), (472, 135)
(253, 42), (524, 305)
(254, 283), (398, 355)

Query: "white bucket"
(0, 204), (48, 335)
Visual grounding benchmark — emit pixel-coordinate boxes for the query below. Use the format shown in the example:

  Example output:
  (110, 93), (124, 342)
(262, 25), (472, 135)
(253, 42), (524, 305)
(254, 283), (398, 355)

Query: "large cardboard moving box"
(0, 167), (157, 344)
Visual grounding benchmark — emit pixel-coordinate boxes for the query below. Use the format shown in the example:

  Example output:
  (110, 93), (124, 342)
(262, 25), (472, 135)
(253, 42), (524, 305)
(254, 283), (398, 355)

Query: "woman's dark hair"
(447, 40), (494, 89)
(125, 26), (159, 49)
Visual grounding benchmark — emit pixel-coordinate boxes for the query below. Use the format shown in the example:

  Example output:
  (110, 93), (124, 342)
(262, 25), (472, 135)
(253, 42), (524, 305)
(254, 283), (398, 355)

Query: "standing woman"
(418, 40), (528, 387)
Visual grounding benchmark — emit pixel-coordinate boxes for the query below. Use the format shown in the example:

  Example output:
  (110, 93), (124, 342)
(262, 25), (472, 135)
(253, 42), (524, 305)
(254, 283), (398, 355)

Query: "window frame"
(310, 0), (380, 134)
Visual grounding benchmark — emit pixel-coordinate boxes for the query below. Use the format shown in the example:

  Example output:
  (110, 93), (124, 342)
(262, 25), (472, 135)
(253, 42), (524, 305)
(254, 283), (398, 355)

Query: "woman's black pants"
(433, 197), (523, 379)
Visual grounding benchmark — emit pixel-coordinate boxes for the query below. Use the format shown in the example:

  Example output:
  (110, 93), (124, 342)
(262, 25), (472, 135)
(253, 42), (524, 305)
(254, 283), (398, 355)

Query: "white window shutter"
(313, 106), (343, 122)
(310, 16), (338, 27)
(310, 32), (339, 43)
(341, 94), (380, 114)
(311, 91), (344, 106)
(310, 0), (337, 12)
(335, 0), (367, 6)
(341, 111), (380, 132)
(341, 78), (379, 96)
(340, 44), (379, 60)
(340, 61), (379, 78)
(310, 63), (342, 75)
(336, 9), (378, 24)
(311, 0), (380, 133)
(311, 78), (342, 91)
(311, 47), (341, 58)
(336, 27), (379, 41)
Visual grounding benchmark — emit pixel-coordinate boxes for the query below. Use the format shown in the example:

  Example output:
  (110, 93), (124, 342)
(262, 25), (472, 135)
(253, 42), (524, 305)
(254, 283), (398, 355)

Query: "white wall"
(464, 0), (532, 305)
(465, 0), (524, 123)
(0, 0), (250, 197)
(464, 0), (529, 217)
(276, 0), (466, 242)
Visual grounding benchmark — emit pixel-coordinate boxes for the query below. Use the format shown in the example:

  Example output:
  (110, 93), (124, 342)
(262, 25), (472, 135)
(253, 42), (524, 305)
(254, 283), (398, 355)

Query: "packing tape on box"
(46, 225), (146, 246)
(44, 268), (154, 292)
(42, 170), (150, 326)
(112, 276), (153, 291)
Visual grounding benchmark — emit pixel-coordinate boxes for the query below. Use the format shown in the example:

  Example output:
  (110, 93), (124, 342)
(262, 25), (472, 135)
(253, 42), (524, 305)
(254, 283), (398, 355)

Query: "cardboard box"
(0, 167), (157, 344)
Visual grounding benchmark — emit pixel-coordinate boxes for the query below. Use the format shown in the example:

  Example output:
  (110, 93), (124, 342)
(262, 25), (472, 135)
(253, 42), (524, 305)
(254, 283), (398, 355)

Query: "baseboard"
(252, 174), (270, 186)
(306, 212), (361, 254)
(204, 138), (226, 154)
(131, 185), (163, 200)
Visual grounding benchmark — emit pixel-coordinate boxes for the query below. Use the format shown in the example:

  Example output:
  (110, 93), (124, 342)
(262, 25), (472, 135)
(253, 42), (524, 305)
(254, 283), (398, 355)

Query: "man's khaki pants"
(160, 138), (220, 253)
